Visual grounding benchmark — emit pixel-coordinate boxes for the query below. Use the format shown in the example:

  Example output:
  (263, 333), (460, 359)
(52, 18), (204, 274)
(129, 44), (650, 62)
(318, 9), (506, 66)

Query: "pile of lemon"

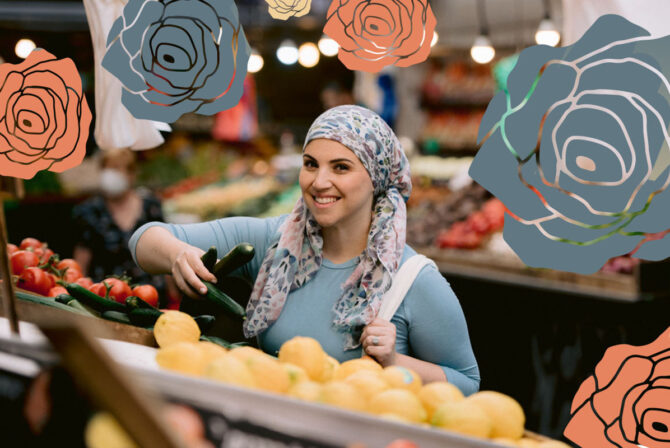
(153, 311), (567, 448)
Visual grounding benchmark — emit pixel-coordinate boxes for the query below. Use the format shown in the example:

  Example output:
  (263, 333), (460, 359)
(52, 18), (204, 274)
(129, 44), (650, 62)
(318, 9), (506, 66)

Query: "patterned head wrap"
(243, 105), (411, 350)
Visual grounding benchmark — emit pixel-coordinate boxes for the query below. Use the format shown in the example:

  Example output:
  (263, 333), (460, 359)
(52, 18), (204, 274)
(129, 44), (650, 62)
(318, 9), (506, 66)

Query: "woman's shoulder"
(399, 244), (448, 289)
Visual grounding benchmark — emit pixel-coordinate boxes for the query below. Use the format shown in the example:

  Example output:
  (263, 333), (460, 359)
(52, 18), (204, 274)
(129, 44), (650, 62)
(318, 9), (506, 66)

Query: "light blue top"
(129, 216), (480, 395)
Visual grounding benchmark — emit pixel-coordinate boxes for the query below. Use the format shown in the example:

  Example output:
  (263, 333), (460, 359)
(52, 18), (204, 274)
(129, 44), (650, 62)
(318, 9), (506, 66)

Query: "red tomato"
(62, 268), (83, 283)
(56, 259), (82, 273)
(132, 284), (159, 307)
(89, 283), (107, 297)
(7, 244), (18, 256)
(10, 250), (40, 275)
(48, 286), (68, 297)
(18, 267), (53, 295)
(19, 237), (43, 251)
(104, 278), (132, 304)
(386, 441), (419, 448)
(75, 277), (94, 289)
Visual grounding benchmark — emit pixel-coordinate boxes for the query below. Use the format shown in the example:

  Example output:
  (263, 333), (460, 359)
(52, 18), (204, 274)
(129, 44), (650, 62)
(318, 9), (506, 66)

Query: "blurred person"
(72, 148), (167, 298)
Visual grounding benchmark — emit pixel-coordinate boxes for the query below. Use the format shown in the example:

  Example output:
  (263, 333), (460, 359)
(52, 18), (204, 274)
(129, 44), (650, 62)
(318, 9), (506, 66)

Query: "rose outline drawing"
(265, 0), (312, 20)
(469, 14), (670, 273)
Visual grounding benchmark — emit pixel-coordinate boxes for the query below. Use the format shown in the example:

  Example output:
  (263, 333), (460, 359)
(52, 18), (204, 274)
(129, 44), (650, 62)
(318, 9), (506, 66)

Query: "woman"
(130, 106), (480, 394)
(73, 148), (167, 297)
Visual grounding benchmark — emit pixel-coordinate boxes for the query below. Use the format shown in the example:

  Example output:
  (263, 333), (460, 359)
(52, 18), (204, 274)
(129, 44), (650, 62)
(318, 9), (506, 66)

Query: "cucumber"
(199, 335), (234, 349)
(125, 296), (159, 311)
(15, 290), (91, 316)
(65, 283), (126, 313)
(54, 294), (75, 304)
(101, 310), (132, 324)
(128, 307), (163, 327)
(201, 246), (218, 272)
(66, 299), (99, 317)
(194, 315), (215, 332)
(203, 281), (246, 318)
(213, 243), (254, 282)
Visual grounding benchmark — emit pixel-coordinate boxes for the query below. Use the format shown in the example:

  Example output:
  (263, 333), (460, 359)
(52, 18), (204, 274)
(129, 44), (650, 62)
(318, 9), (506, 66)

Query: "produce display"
(151, 317), (568, 448)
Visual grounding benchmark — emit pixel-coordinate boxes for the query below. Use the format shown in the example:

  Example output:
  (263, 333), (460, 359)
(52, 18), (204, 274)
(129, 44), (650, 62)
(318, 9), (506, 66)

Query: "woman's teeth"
(314, 196), (338, 204)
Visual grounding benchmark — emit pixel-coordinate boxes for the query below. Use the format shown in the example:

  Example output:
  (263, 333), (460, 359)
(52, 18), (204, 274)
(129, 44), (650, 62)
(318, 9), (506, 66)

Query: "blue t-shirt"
(129, 216), (480, 395)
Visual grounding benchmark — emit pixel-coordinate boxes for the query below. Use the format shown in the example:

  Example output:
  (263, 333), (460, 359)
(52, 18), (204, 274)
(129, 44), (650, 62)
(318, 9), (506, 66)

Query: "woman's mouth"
(312, 195), (340, 208)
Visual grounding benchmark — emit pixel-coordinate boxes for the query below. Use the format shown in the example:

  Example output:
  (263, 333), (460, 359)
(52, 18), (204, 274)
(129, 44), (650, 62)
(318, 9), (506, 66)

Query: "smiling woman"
(129, 105), (480, 395)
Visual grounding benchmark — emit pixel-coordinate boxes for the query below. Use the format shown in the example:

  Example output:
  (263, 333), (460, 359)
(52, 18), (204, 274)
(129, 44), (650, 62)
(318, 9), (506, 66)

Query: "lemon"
(517, 439), (541, 448)
(153, 310), (200, 348)
(204, 354), (256, 388)
(319, 381), (367, 412)
(246, 354), (290, 394)
(344, 370), (389, 402)
(283, 362), (309, 387)
(491, 438), (518, 447)
(288, 380), (323, 402)
(334, 358), (382, 380)
(155, 342), (206, 376)
(431, 401), (492, 439)
(319, 356), (340, 382)
(417, 382), (465, 421)
(278, 336), (327, 381)
(368, 389), (427, 423)
(228, 346), (271, 362)
(380, 366), (423, 394)
(198, 341), (227, 364)
(537, 441), (572, 448)
(467, 391), (525, 439)
(85, 412), (138, 448)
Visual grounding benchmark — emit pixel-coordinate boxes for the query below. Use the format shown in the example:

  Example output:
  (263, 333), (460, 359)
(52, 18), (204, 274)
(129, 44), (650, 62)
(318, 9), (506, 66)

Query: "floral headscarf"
(244, 105), (412, 350)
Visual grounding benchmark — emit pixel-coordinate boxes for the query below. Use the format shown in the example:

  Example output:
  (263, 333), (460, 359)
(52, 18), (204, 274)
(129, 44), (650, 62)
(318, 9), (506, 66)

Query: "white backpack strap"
(377, 254), (437, 321)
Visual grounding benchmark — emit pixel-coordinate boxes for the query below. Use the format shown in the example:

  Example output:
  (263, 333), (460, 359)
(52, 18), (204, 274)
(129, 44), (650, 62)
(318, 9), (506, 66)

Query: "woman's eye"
(334, 164), (349, 172)
(303, 160), (317, 168)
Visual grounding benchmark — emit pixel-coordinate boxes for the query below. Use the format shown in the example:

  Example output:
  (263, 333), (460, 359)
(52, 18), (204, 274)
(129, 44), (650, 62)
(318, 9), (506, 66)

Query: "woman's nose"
(312, 168), (333, 189)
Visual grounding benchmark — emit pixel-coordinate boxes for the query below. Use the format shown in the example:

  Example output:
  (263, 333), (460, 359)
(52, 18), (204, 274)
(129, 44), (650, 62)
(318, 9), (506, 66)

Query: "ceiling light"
(277, 40), (299, 65)
(431, 31), (439, 48)
(248, 49), (264, 73)
(318, 35), (339, 57)
(535, 19), (561, 46)
(15, 39), (36, 59)
(471, 35), (495, 64)
(298, 42), (320, 68)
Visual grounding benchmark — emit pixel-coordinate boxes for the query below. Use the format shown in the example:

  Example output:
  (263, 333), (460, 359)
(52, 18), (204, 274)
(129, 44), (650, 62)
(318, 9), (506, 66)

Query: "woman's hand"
(360, 318), (397, 367)
(169, 246), (217, 298)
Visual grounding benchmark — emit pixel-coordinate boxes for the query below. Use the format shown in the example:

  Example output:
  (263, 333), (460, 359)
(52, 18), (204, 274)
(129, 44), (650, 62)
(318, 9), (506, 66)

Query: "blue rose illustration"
(470, 15), (670, 273)
(102, 0), (250, 123)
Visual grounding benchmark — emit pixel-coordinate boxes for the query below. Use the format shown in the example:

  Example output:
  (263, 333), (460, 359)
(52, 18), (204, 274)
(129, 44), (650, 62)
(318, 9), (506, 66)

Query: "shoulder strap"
(377, 254), (437, 321)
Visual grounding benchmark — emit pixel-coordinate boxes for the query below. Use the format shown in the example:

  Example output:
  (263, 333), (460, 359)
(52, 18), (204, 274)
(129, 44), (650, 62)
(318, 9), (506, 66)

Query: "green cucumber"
(54, 294), (75, 305)
(201, 246), (218, 272)
(193, 315), (216, 332)
(15, 290), (91, 316)
(125, 296), (159, 311)
(203, 281), (245, 318)
(65, 283), (126, 313)
(66, 299), (99, 317)
(213, 243), (254, 282)
(101, 310), (132, 324)
(199, 335), (234, 349)
(128, 307), (163, 327)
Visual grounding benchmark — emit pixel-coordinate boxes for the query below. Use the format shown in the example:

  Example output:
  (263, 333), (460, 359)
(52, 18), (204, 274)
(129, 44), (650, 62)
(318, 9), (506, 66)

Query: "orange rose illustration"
(0, 49), (91, 179)
(564, 327), (670, 448)
(324, 0), (436, 72)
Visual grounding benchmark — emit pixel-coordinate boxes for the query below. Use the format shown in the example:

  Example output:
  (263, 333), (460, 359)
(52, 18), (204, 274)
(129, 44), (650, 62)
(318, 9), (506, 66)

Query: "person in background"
(73, 148), (167, 299)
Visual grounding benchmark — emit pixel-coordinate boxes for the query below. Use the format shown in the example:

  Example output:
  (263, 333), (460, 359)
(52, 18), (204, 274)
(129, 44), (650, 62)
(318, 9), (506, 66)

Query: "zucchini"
(213, 243), (254, 282)
(66, 299), (99, 317)
(128, 307), (163, 327)
(101, 310), (132, 324)
(14, 290), (91, 316)
(194, 314), (216, 332)
(203, 281), (246, 318)
(201, 246), (218, 272)
(125, 296), (158, 311)
(199, 335), (234, 349)
(65, 283), (126, 313)
(54, 294), (75, 305)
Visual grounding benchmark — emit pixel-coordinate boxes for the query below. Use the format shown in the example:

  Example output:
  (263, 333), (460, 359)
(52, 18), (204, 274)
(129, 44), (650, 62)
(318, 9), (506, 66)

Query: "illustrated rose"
(565, 327), (670, 448)
(265, 0), (312, 20)
(0, 49), (91, 179)
(323, 0), (436, 73)
(102, 0), (250, 123)
(469, 15), (670, 273)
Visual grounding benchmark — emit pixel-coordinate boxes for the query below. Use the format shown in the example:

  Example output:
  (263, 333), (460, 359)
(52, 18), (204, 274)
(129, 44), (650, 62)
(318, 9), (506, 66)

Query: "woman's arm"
(73, 246), (92, 277)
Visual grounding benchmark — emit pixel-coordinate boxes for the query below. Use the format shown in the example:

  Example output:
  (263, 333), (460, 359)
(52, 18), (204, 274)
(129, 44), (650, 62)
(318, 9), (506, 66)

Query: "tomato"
(33, 247), (55, 265)
(386, 440), (419, 448)
(89, 283), (107, 297)
(132, 284), (159, 307)
(56, 259), (82, 273)
(10, 250), (40, 275)
(18, 267), (53, 295)
(19, 237), (43, 251)
(48, 286), (68, 297)
(62, 268), (83, 283)
(103, 278), (132, 304)
(7, 244), (18, 256)
(75, 277), (94, 289)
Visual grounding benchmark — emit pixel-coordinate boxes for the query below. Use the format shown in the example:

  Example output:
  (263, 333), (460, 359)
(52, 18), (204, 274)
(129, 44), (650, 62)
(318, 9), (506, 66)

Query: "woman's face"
(299, 139), (375, 230)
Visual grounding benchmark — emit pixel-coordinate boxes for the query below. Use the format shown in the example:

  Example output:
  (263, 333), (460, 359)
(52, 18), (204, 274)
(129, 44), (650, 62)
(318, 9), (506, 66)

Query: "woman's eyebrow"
(329, 158), (353, 164)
